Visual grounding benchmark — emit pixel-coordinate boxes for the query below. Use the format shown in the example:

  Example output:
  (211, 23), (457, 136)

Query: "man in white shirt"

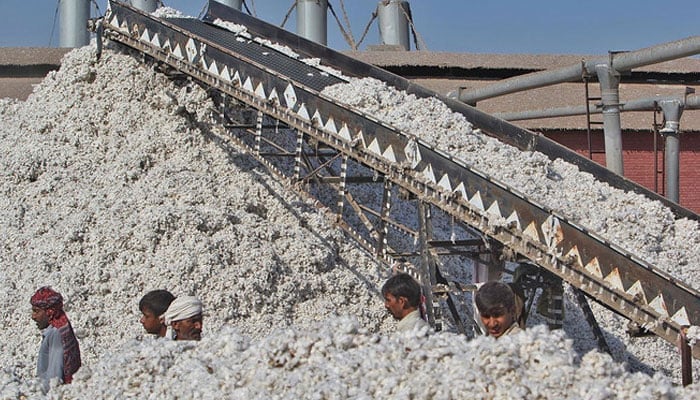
(381, 273), (430, 333)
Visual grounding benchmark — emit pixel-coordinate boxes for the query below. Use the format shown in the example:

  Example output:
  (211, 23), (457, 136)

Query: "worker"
(162, 295), (204, 341)
(30, 286), (81, 391)
(382, 273), (430, 333)
(474, 281), (522, 338)
(139, 289), (175, 338)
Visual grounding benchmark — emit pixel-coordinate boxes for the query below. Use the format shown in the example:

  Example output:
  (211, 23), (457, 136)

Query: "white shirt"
(37, 325), (64, 391)
(397, 309), (430, 333)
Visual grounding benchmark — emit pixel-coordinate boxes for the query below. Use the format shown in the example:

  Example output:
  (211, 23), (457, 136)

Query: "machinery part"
(101, 0), (700, 357)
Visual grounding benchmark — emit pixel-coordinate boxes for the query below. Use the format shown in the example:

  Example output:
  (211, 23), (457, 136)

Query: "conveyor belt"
(102, 1), (700, 356)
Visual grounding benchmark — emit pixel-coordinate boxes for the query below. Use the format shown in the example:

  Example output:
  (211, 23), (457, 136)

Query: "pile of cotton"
(52, 318), (700, 399)
(0, 29), (699, 397)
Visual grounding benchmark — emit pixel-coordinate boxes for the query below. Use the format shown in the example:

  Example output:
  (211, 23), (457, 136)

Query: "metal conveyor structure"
(100, 1), (700, 357)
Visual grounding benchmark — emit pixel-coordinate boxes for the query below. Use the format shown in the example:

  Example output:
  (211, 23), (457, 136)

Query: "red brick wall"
(545, 130), (700, 214)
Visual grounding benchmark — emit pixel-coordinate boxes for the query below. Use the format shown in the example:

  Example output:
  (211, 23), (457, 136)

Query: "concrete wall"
(0, 48), (70, 100)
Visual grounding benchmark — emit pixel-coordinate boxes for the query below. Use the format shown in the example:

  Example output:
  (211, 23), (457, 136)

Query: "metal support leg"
(574, 288), (611, 354)
(418, 201), (440, 330)
(680, 327), (692, 386)
(293, 129), (304, 181)
(254, 110), (264, 153)
(337, 155), (348, 222)
(375, 180), (392, 258)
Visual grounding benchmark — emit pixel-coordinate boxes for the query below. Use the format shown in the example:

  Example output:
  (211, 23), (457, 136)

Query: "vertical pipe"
(130, 0), (159, 13)
(59, 0), (90, 48)
(377, 0), (411, 50)
(296, 0), (328, 45)
(595, 63), (624, 175)
(659, 99), (683, 203)
(214, 0), (243, 10)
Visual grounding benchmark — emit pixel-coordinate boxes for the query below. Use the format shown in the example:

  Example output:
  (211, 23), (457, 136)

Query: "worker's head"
(139, 290), (175, 337)
(30, 286), (66, 330)
(381, 273), (422, 321)
(475, 281), (517, 338)
(163, 296), (204, 341)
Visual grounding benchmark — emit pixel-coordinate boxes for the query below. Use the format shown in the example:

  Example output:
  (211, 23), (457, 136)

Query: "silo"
(130, 0), (159, 13)
(214, 0), (243, 10)
(296, 0), (328, 46)
(59, 0), (90, 48)
(377, 0), (411, 50)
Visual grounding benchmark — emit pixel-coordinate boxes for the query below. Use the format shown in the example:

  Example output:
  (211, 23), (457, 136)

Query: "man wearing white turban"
(162, 296), (203, 341)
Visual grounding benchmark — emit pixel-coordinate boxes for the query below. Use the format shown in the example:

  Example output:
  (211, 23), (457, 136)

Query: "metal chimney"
(377, 0), (411, 50)
(59, 0), (90, 48)
(130, 0), (158, 13)
(296, 0), (328, 45)
(214, 0), (243, 10)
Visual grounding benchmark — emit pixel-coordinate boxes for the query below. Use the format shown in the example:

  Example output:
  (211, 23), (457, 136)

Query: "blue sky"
(0, 0), (697, 55)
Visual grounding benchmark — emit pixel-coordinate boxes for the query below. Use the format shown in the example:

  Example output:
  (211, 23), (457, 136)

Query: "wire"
(328, 1), (356, 49)
(400, 3), (427, 51)
(246, 0), (257, 17)
(49, 1), (61, 47)
(279, 1), (296, 29)
(355, 6), (378, 49)
(90, 0), (102, 17)
(337, 0), (355, 47)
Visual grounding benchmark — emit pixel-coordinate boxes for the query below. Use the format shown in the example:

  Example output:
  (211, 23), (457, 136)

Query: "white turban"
(162, 296), (203, 325)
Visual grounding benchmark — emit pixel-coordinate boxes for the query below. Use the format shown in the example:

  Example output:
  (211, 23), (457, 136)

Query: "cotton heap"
(1, 32), (700, 397)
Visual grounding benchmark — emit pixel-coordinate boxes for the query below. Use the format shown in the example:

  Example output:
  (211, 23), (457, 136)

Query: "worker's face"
(31, 306), (50, 330)
(480, 306), (515, 338)
(383, 292), (408, 320)
(140, 308), (164, 336)
(172, 314), (203, 341)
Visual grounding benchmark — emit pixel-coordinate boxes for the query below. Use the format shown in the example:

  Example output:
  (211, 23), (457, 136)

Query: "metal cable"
(328, 1), (356, 49)
(355, 6), (377, 49)
(279, 1), (296, 29)
(337, 0), (356, 48)
(400, 3), (427, 50)
(49, 1), (61, 47)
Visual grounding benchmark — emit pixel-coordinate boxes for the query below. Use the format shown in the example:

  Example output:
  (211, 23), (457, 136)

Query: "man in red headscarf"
(30, 286), (81, 391)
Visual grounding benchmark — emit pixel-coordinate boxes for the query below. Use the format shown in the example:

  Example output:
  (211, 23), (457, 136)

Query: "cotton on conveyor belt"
(0, 41), (699, 397)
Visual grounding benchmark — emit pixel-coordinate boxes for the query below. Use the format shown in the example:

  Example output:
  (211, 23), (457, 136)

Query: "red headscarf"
(31, 287), (81, 384)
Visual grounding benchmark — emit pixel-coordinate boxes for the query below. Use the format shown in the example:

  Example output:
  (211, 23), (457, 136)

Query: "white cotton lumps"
(1, 37), (699, 397)
(321, 77), (700, 381)
(55, 317), (699, 399)
(0, 43), (391, 396)
(322, 76), (700, 291)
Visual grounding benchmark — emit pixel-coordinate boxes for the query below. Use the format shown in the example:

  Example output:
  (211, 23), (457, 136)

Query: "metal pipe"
(659, 99), (683, 203)
(595, 64), (624, 175)
(59, 0), (90, 48)
(495, 94), (700, 121)
(130, 0), (158, 13)
(494, 95), (699, 121)
(296, 0), (328, 45)
(214, 0), (243, 10)
(457, 36), (700, 105)
(377, 0), (411, 50)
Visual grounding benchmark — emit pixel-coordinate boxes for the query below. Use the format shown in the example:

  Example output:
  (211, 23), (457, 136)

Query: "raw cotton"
(320, 77), (700, 380)
(0, 38), (698, 398)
